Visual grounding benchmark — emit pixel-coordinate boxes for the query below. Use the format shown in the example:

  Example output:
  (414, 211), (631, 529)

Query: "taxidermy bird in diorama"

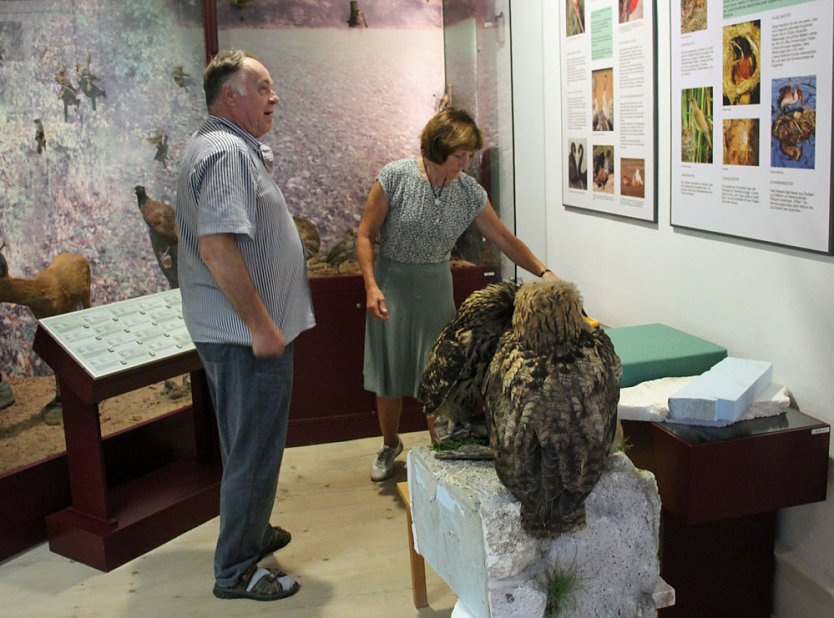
(147, 131), (169, 168)
(55, 68), (80, 122)
(172, 65), (192, 88)
(76, 53), (106, 112)
(418, 280), (518, 448)
(133, 187), (189, 398)
(325, 229), (357, 267)
(34, 118), (46, 154)
(484, 279), (621, 537)
(134, 185), (178, 289)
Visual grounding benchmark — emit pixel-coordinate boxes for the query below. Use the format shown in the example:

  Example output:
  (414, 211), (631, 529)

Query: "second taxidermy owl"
(418, 280), (518, 425)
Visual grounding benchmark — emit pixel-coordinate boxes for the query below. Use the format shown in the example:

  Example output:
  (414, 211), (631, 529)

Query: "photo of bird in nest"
(722, 20), (761, 106)
(771, 76), (817, 170)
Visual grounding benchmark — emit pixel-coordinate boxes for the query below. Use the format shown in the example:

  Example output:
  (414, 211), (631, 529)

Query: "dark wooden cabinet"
(287, 265), (499, 446)
(623, 410), (830, 617)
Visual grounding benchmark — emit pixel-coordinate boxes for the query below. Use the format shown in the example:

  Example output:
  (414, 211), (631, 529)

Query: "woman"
(357, 108), (556, 481)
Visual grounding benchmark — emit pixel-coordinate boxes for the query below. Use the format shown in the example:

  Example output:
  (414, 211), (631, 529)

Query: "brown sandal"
(258, 525), (292, 560)
(213, 563), (300, 601)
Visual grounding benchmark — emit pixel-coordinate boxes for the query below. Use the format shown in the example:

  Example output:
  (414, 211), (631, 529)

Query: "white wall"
(512, 2), (834, 615)
(508, 2), (548, 280)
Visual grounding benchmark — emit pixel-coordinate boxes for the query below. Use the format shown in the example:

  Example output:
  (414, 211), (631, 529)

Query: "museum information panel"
(671, 0), (834, 254)
(559, 0), (657, 221)
(38, 288), (193, 379)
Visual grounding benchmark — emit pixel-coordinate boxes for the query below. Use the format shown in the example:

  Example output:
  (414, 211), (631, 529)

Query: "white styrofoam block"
(665, 383), (791, 427)
(746, 383), (791, 417)
(619, 376), (791, 427)
(487, 580), (547, 617)
(618, 376), (696, 421)
(667, 357), (773, 423)
(481, 502), (539, 579)
(452, 599), (479, 618)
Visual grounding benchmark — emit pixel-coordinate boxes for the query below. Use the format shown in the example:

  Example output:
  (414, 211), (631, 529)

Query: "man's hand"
(251, 325), (286, 358)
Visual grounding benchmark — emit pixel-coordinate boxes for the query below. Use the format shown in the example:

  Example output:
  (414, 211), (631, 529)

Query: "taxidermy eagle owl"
(484, 279), (622, 537)
(417, 280), (518, 427)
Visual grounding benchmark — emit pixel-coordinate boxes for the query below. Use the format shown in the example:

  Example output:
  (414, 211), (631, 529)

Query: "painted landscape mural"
(0, 0), (444, 379)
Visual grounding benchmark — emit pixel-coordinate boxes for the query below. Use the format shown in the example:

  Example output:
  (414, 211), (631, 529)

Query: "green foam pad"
(606, 323), (728, 388)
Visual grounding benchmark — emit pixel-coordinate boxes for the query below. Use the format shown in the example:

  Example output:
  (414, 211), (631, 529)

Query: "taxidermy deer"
(0, 243), (91, 318)
(0, 242), (92, 423)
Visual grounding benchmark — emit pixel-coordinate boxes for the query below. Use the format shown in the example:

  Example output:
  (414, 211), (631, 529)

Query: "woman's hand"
(357, 181), (390, 320)
(366, 286), (389, 320)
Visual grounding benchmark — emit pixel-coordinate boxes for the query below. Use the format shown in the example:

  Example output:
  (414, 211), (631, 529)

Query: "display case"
(0, 0), (513, 566)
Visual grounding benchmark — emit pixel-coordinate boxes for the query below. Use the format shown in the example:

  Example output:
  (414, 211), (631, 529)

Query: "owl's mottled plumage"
(418, 280), (518, 424)
(484, 279), (621, 537)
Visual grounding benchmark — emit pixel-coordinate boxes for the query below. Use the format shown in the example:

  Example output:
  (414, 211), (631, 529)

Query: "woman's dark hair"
(203, 49), (256, 109)
(420, 108), (484, 164)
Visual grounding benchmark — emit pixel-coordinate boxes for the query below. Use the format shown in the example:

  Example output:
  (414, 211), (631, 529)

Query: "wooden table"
(396, 481), (429, 609)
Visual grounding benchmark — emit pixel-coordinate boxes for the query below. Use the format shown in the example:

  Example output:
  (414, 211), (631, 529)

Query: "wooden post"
(396, 481), (428, 609)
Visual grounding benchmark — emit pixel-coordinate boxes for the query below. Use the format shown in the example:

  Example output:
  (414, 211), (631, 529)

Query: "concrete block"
(408, 447), (670, 617)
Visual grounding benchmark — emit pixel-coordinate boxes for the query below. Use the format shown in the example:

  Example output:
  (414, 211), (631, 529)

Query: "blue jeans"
(195, 341), (294, 587)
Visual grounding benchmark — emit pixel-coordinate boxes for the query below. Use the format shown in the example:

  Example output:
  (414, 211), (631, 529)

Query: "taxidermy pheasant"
(418, 281), (518, 439)
(135, 185), (178, 288)
(135, 186), (177, 243)
(484, 279), (621, 537)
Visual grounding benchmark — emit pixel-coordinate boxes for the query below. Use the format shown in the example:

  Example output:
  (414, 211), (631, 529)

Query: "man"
(176, 49), (314, 602)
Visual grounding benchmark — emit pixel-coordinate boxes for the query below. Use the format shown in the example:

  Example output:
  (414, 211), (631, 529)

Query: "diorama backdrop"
(0, 0), (445, 379)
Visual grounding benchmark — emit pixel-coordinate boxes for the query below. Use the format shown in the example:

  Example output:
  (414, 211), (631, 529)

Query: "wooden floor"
(0, 431), (457, 617)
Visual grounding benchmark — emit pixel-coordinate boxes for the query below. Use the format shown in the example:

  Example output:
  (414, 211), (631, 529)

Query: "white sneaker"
(370, 438), (403, 482)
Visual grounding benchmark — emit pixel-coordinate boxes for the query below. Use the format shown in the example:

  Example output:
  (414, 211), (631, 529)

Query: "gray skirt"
(363, 257), (455, 398)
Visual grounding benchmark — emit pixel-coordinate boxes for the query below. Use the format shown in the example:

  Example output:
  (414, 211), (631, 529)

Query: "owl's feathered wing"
(418, 280), (518, 423)
(484, 279), (622, 537)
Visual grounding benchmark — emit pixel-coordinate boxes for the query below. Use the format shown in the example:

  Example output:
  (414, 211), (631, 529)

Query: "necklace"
(423, 157), (447, 206)
(431, 178), (447, 206)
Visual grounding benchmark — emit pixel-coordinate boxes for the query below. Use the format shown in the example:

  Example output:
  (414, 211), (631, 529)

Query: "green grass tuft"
(612, 434), (633, 454)
(544, 565), (581, 616)
(429, 437), (485, 452)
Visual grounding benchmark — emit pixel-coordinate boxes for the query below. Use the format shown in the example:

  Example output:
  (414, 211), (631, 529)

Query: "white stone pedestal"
(408, 447), (674, 617)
